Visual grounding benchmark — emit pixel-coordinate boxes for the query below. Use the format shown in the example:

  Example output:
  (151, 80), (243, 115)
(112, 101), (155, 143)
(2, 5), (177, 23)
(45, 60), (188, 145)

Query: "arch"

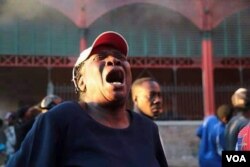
(211, 0), (250, 28)
(88, 3), (201, 57)
(83, 0), (203, 29)
(213, 7), (250, 57)
(38, 0), (202, 29)
(0, 2), (80, 56)
(38, 0), (250, 30)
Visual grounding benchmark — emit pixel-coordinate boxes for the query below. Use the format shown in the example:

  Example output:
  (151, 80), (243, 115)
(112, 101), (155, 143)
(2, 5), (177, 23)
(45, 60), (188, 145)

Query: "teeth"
(112, 82), (122, 85)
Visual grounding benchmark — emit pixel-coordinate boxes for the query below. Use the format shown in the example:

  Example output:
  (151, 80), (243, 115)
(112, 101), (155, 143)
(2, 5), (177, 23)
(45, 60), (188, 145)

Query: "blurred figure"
(131, 77), (163, 120)
(224, 88), (250, 150)
(0, 118), (6, 151)
(208, 104), (233, 167)
(14, 105), (41, 151)
(236, 122), (250, 150)
(0, 118), (6, 165)
(14, 95), (62, 152)
(3, 112), (17, 161)
(39, 94), (63, 113)
(196, 115), (218, 167)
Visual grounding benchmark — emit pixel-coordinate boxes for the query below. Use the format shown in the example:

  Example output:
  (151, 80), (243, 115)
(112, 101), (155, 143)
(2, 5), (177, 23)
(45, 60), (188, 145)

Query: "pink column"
(201, 0), (215, 116)
(202, 34), (215, 116)
(79, 36), (87, 52)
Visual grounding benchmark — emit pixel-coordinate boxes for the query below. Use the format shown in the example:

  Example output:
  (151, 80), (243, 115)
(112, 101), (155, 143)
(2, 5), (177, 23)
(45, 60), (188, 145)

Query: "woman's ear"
(133, 96), (138, 104)
(77, 76), (86, 92)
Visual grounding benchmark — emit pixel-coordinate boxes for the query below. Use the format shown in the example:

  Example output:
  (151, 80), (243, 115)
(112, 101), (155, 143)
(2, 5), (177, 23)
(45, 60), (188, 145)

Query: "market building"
(1, 0), (250, 120)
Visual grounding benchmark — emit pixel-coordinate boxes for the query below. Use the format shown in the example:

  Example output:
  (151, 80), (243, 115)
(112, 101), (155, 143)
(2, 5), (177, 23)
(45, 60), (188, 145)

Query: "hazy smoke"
(0, 0), (46, 25)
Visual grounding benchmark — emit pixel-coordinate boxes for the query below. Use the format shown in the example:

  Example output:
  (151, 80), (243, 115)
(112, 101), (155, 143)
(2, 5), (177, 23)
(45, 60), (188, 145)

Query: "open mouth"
(106, 69), (124, 85)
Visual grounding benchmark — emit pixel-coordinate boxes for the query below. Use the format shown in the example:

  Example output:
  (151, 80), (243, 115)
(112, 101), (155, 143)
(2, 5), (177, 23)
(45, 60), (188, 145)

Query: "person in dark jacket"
(224, 87), (250, 150)
(6, 31), (168, 167)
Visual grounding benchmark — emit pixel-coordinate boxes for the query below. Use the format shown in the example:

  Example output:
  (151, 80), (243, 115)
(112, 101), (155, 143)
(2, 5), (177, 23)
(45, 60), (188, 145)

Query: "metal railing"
(54, 84), (249, 120)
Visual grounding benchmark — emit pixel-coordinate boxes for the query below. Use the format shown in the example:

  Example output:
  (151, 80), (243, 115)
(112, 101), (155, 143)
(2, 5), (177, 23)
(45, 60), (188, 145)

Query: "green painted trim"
(223, 21), (228, 56)
(128, 31), (133, 56)
(15, 20), (19, 54)
(32, 22), (35, 54)
(186, 37), (191, 57)
(172, 33), (177, 56)
(158, 33), (162, 56)
(202, 31), (212, 39)
(237, 12), (242, 57)
(143, 30), (148, 56)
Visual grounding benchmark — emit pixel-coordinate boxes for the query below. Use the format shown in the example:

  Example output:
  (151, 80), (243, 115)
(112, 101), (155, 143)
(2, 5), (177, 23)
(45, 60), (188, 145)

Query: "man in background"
(131, 77), (164, 120)
(196, 104), (233, 167)
(224, 88), (250, 150)
(39, 94), (63, 113)
(209, 104), (233, 167)
(196, 114), (218, 167)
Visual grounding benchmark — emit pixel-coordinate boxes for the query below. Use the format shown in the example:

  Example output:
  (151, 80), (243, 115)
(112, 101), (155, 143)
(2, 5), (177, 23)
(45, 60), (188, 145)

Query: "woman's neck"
(83, 102), (130, 129)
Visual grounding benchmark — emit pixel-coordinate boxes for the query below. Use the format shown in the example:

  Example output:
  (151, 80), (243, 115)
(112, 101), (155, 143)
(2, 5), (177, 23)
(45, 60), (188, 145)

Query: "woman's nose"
(106, 56), (121, 66)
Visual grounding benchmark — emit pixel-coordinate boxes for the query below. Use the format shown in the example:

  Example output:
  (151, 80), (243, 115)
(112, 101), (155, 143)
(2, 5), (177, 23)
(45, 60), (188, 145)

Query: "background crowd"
(0, 94), (62, 165)
(197, 87), (250, 167)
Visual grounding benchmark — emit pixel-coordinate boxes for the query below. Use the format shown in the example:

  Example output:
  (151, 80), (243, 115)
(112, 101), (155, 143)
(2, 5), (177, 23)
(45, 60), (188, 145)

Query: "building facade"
(1, 0), (250, 119)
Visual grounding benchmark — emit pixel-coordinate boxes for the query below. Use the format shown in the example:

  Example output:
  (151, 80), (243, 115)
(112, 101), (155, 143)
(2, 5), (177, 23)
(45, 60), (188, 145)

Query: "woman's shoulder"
(130, 110), (157, 128)
(49, 101), (81, 113)
(41, 101), (84, 122)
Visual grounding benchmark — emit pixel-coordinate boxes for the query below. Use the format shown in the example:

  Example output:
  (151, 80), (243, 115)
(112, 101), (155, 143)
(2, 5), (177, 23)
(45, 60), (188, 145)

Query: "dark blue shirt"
(6, 101), (168, 167)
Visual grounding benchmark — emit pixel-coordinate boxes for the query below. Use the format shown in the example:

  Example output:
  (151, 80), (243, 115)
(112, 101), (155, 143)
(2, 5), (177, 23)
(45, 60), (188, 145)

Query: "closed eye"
(93, 50), (126, 61)
(92, 54), (107, 61)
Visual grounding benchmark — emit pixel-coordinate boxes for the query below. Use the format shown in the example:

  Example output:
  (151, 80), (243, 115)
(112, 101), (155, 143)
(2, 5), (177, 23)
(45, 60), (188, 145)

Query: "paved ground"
(157, 121), (201, 167)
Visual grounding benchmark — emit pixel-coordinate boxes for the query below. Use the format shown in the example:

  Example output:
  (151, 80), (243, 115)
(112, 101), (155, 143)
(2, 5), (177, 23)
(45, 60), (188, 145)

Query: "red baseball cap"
(74, 31), (128, 67)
